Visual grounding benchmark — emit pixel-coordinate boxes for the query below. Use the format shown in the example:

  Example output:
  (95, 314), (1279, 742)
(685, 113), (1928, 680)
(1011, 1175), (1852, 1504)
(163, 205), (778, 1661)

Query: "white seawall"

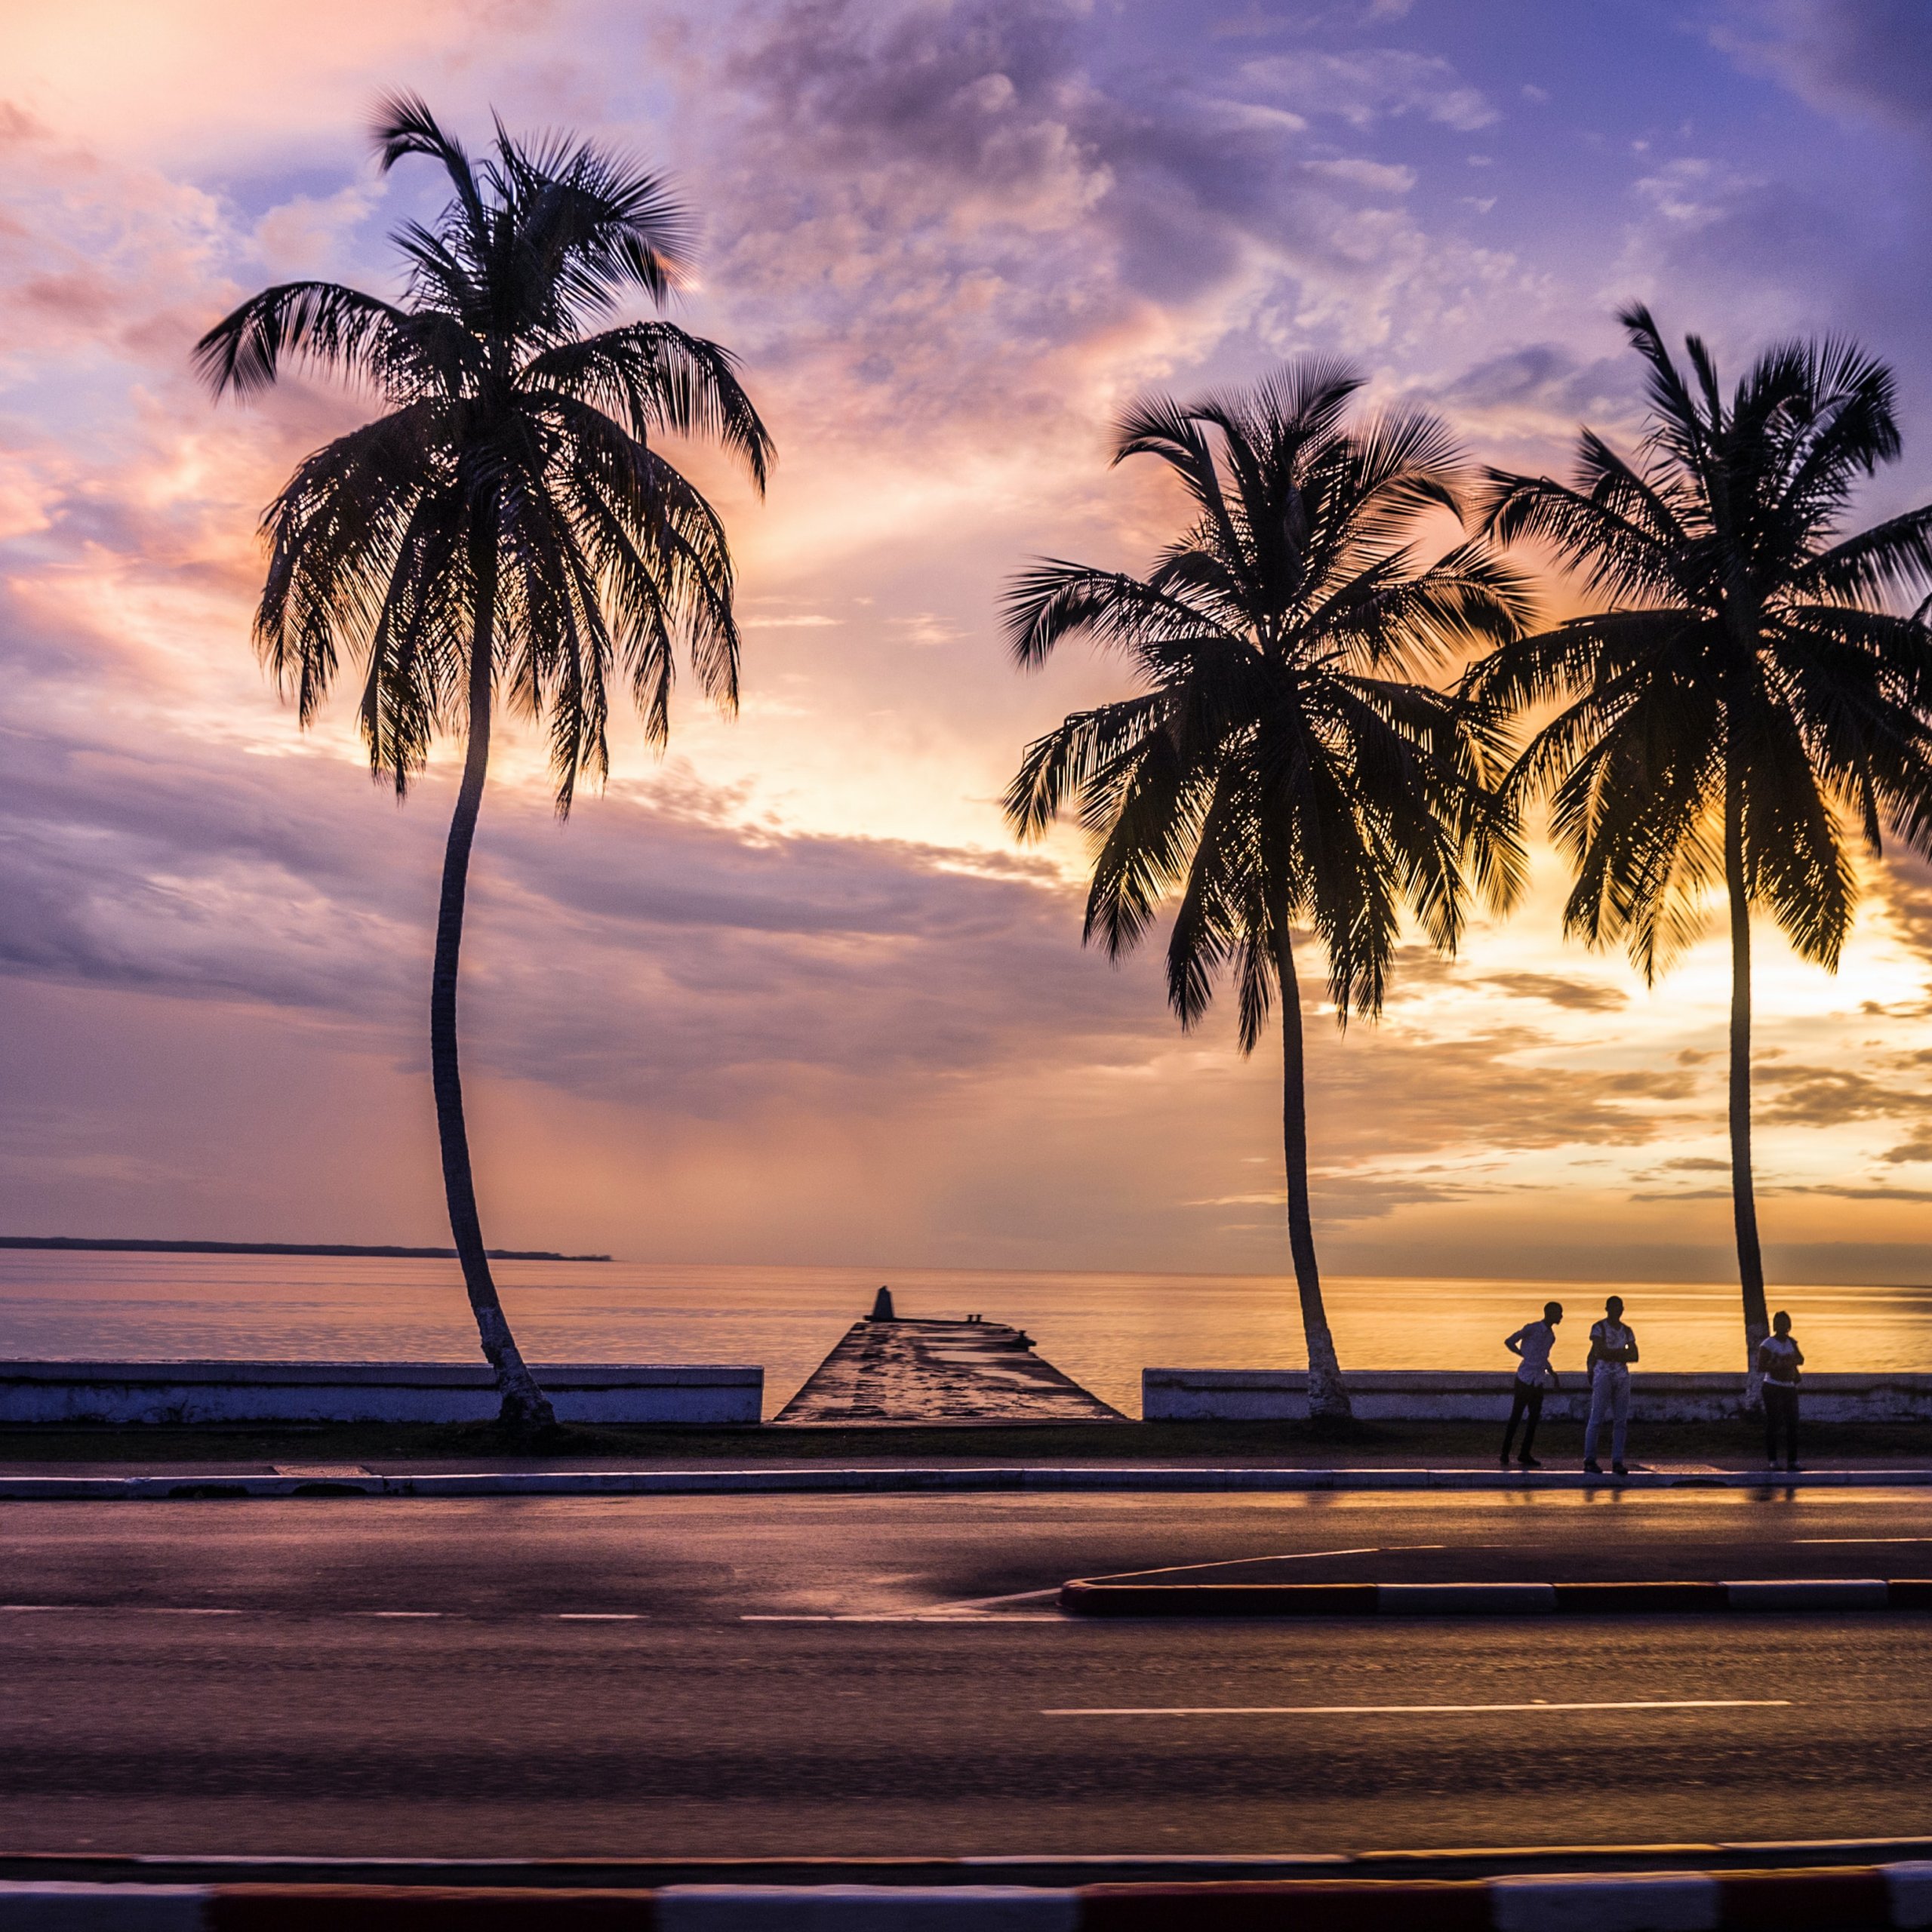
(1143, 1367), (1932, 1424)
(0, 1360), (763, 1426)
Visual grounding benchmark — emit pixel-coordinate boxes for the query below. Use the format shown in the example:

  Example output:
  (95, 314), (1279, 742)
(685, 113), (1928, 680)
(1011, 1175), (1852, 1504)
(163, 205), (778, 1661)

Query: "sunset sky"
(4, 0), (1932, 1285)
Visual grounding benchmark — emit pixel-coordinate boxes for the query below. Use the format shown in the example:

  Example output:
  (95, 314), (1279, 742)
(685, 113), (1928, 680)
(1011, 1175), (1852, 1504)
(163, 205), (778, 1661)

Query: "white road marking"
(1091, 1546), (1381, 1583)
(366, 1611), (442, 1619)
(843, 1614), (1063, 1623)
(1044, 1699), (1792, 1716)
(1796, 1537), (1932, 1544)
(914, 1586), (1064, 1612)
(555, 1613), (645, 1620)
(739, 1611), (1065, 1623)
(3, 1604), (246, 1615)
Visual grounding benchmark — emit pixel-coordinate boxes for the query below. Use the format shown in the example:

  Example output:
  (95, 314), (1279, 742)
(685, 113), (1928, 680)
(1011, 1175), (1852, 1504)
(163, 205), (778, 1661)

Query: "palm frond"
(195, 283), (419, 399)
(525, 321), (773, 491)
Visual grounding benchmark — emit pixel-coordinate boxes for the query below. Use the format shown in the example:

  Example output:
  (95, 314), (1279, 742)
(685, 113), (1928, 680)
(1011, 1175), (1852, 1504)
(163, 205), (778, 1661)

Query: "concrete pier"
(776, 1312), (1124, 1425)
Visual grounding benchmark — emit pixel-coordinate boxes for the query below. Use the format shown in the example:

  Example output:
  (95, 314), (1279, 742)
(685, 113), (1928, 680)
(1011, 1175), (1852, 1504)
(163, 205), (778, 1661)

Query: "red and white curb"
(1061, 1577), (1932, 1616)
(8, 1867), (1932, 1927)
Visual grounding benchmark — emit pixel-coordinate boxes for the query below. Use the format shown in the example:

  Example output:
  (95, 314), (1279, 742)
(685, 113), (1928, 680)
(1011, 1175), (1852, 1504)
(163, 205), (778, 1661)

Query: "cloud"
(0, 706), (1171, 1109)
(1479, 971), (1628, 1013)
(1717, 0), (1932, 139)
(1441, 343), (1638, 441)
(678, 0), (1526, 469)
(1753, 1062), (1929, 1129)
(1242, 48), (1497, 132)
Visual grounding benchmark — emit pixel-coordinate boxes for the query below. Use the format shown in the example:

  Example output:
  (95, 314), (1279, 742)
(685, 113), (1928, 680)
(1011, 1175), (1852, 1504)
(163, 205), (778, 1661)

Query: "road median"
(1061, 1576), (1932, 1616)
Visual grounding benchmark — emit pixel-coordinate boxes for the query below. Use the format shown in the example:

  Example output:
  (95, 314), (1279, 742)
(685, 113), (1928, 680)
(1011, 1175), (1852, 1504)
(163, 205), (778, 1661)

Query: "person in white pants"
(1583, 1294), (1639, 1476)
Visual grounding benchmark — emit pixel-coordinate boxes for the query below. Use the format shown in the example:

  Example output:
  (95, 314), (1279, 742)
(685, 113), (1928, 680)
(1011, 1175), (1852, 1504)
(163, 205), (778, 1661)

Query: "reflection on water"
(2, 1254), (1928, 1418)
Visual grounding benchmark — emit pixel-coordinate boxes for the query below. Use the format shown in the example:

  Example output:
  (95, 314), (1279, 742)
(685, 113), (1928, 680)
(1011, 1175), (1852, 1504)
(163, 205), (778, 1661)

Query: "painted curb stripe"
(7, 1869), (1932, 1927)
(1722, 1579), (1889, 1611)
(204, 1886), (656, 1927)
(1716, 1869), (1890, 1930)
(0, 1883), (208, 1929)
(1487, 1872), (1718, 1930)
(1378, 1583), (1557, 1615)
(1079, 1880), (1494, 1929)
(657, 1887), (1077, 1927)
(1886, 1862), (1932, 1930)
(1556, 1583), (1728, 1613)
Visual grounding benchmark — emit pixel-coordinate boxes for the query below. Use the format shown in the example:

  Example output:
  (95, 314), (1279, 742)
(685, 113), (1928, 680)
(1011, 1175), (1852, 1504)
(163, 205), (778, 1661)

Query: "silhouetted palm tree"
(1469, 306), (1932, 1381)
(198, 97), (773, 1426)
(1005, 363), (1527, 1422)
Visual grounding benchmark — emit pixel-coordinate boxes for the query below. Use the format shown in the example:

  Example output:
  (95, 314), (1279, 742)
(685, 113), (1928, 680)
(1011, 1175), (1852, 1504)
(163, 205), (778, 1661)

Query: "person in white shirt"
(1583, 1294), (1638, 1476)
(1758, 1310), (1804, 1472)
(1500, 1301), (1563, 1469)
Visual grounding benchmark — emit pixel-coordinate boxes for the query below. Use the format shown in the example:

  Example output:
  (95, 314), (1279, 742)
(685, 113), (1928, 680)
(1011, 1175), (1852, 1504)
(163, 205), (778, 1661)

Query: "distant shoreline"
(0, 1238), (613, 1263)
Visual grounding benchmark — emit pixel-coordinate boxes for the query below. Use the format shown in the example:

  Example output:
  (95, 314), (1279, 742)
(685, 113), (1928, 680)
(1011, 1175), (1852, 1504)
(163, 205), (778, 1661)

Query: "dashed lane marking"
(1044, 1698), (1793, 1716)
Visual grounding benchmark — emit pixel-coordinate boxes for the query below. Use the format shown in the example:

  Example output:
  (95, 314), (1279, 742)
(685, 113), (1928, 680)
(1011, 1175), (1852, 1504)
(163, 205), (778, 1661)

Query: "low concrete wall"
(0, 1361), (763, 1426)
(1143, 1368), (1932, 1425)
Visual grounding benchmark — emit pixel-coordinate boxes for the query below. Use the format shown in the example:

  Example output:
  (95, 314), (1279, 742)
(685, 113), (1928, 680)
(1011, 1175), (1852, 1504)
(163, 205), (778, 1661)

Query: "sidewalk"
(5, 1459), (1931, 1498)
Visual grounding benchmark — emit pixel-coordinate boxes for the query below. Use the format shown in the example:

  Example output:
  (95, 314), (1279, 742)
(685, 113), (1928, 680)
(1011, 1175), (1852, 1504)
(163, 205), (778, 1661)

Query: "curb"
(1061, 1577), (1932, 1616)
(4, 1866), (1931, 1927)
(4, 1465), (1932, 1502)
(15, 1838), (1932, 1887)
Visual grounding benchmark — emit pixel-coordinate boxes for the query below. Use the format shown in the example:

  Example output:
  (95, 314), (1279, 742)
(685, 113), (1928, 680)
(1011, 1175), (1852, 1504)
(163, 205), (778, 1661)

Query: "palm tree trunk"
(1277, 928), (1352, 1425)
(431, 546), (555, 1431)
(1725, 767), (1770, 1399)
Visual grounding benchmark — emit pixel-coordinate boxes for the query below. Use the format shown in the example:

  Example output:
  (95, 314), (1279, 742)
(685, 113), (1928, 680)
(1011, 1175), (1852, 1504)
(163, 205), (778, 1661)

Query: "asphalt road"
(6, 1488), (1932, 1856)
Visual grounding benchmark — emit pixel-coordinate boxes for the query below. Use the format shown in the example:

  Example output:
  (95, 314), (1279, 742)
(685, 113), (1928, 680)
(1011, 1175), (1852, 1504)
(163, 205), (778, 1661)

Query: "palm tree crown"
(1469, 304), (1932, 1370)
(198, 97), (773, 1426)
(1006, 361), (1528, 1420)
(199, 93), (772, 810)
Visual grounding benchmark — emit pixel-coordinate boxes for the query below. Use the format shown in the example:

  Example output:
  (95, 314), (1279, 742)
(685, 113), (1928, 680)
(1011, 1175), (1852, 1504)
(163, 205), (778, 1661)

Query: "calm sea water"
(4, 1254), (1930, 1418)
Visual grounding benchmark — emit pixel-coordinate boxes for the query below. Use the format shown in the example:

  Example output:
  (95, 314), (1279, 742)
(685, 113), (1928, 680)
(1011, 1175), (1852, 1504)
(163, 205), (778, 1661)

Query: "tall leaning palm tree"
(1005, 362), (1527, 1423)
(1469, 306), (1932, 1382)
(198, 97), (773, 1427)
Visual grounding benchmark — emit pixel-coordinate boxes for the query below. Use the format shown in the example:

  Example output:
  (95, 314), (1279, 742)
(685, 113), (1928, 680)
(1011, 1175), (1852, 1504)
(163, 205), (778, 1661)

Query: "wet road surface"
(5, 1489), (1931, 1855)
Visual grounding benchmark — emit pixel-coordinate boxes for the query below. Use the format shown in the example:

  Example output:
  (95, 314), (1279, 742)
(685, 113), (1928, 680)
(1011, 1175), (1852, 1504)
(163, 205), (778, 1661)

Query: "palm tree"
(1469, 306), (1932, 1383)
(1004, 362), (1528, 1423)
(197, 97), (773, 1427)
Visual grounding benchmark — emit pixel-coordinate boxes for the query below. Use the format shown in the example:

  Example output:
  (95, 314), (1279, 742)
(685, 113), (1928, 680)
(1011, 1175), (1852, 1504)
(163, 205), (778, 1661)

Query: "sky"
(4, 0), (1932, 1285)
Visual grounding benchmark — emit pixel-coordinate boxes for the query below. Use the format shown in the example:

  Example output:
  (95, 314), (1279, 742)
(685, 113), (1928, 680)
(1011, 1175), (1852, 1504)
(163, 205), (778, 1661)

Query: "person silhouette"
(1758, 1310), (1804, 1472)
(1501, 1301), (1562, 1469)
(1583, 1294), (1638, 1476)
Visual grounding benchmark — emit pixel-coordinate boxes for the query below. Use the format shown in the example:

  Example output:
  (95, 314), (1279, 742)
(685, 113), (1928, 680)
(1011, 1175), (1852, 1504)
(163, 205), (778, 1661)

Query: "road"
(5, 1487), (1932, 1856)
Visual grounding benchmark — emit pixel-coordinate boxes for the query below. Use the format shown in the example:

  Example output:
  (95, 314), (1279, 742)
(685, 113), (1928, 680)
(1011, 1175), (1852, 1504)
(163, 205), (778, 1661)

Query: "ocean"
(4, 1253), (1929, 1418)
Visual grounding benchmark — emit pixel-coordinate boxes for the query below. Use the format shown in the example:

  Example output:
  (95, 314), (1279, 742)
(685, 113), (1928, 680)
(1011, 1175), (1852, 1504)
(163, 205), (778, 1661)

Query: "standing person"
(1583, 1294), (1639, 1476)
(1501, 1302), (1563, 1469)
(1759, 1310), (1804, 1472)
